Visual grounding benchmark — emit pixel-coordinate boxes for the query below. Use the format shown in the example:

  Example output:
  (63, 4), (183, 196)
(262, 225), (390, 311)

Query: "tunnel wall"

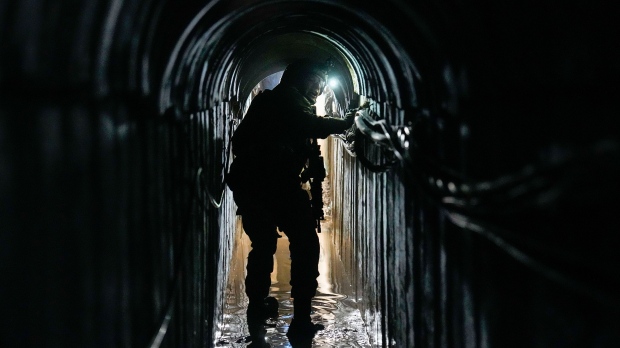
(1, 0), (240, 346)
(326, 1), (620, 346)
(328, 100), (408, 347)
(0, 95), (236, 347)
(329, 96), (620, 348)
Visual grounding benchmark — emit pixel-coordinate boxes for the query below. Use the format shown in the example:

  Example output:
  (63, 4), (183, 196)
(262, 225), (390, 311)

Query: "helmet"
(280, 60), (327, 87)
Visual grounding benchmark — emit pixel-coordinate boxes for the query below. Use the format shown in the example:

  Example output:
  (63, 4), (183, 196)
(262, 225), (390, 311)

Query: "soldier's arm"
(288, 99), (354, 138)
(303, 114), (353, 139)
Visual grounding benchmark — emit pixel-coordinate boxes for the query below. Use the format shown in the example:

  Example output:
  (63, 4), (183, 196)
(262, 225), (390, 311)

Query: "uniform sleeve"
(301, 115), (352, 139)
(280, 88), (352, 138)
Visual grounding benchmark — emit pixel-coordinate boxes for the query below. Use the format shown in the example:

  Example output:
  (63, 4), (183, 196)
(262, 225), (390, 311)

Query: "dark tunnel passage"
(1, 0), (620, 347)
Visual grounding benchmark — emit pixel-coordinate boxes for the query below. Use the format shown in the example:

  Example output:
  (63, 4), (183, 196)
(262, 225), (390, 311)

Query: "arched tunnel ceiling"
(234, 31), (354, 108)
(158, 0), (426, 114)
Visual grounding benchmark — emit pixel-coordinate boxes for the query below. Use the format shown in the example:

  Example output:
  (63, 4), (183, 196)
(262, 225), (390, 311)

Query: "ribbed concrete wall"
(327, 100), (408, 347)
(0, 95), (236, 346)
(328, 90), (620, 347)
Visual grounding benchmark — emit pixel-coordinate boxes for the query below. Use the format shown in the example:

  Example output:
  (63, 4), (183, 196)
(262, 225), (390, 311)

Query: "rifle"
(305, 138), (326, 232)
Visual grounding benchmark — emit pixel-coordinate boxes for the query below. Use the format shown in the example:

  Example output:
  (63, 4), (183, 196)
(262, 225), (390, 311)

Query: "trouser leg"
(287, 229), (320, 301)
(284, 226), (320, 324)
(277, 189), (320, 320)
(242, 214), (278, 302)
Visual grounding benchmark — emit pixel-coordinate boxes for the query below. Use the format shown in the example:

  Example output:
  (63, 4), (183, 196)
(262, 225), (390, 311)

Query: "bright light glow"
(328, 78), (339, 88)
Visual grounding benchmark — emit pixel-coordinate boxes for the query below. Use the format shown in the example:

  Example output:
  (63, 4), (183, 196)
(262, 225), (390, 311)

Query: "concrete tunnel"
(1, 0), (619, 347)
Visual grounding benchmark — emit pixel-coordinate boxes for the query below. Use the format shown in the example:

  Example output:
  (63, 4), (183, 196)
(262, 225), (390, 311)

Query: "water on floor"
(215, 217), (371, 347)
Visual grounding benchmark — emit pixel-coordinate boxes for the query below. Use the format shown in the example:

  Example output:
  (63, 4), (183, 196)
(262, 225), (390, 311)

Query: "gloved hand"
(344, 109), (356, 127)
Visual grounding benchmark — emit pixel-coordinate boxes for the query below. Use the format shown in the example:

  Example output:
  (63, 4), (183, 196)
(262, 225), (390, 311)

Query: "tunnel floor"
(215, 217), (371, 347)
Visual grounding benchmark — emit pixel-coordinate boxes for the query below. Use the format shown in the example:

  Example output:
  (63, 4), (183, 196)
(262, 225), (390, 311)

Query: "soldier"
(226, 59), (354, 342)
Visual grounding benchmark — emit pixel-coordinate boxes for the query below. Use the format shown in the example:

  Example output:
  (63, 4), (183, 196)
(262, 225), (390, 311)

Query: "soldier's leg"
(288, 227), (320, 319)
(242, 213), (278, 304)
(277, 190), (320, 321)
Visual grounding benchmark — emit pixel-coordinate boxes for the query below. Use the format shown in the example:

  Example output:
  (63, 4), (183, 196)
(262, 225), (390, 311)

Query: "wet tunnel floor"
(216, 217), (371, 347)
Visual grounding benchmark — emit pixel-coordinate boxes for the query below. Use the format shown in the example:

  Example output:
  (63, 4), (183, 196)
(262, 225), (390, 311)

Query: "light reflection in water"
(216, 217), (371, 347)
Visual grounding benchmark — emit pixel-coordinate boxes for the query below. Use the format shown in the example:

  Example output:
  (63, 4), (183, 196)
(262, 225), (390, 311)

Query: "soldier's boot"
(286, 298), (324, 343)
(247, 296), (279, 324)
